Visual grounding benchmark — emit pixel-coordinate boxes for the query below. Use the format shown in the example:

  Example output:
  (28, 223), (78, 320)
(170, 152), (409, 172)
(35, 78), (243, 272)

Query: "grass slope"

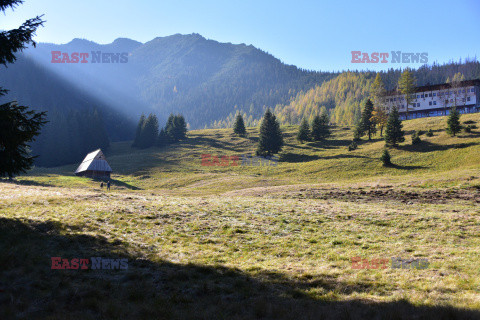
(1, 113), (480, 319)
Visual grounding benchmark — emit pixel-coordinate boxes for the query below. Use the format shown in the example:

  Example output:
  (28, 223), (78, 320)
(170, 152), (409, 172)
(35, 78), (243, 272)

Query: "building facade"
(382, 79), (480, 120)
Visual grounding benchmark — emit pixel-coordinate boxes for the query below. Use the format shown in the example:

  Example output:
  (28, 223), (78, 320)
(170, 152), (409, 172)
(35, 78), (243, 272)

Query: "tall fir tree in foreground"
(233, 112), (246, 136)
(360, 99), (376, 140)
(384, 106), (405, 147)
(446, 107), (461, 136)
(0, 0), (46, 178)
(297, 118), (310, 143)
(256, 109), (283, 156)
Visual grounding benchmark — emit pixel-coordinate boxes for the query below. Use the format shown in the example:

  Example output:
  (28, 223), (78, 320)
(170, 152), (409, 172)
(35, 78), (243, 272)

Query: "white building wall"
(383, 85), (478, 114)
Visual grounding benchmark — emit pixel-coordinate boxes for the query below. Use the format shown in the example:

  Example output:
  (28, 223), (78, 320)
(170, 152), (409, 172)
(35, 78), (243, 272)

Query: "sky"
(2, 0), (480, 72)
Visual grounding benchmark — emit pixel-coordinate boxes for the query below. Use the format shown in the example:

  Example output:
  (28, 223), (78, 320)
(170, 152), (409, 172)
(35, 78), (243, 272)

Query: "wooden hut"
(75, 149), (112, 178)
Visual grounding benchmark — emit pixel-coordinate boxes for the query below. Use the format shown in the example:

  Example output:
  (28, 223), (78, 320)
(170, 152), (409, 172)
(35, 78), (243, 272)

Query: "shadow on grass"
(180, 136), (240, 152)
(389, 164), (428, 170)
(1, 217), (478, 319)
(109, 178), (142, 190)
(0, 178), (56, 188)
(398, 141), (478, 152)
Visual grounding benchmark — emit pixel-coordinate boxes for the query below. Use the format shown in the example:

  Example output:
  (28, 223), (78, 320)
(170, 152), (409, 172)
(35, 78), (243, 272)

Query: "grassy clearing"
(1, 113), (480, 318)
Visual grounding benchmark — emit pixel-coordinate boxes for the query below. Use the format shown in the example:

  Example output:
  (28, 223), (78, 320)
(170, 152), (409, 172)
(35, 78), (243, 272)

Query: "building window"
(429, 101), (432, 106)
(428, 93), (432, 97)
(421, 94), (424, 98)
(462, 89), (465, 93)
(467, 97), (471, 101)
(433, 101), (437, 105)
(417, 95), (420, 98)
(433, 93), (436, 96)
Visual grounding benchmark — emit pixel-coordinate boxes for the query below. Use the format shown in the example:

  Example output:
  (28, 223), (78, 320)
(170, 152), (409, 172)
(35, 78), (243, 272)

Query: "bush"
(426, 129), (434, 137)
(411, 131), (421, 145)
(380, 149), (392, 166)
(464, 124), (476, 133)
(348, 141), (357, 151)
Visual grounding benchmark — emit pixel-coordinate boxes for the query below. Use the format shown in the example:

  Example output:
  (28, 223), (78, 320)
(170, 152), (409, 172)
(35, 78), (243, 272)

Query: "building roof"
(385, 79), (480, 96)
(75, 149), (113, 174)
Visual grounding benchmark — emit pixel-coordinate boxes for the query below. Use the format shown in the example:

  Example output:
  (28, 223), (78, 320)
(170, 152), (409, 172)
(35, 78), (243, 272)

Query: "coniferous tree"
(360, 99), (376, 140)
(0, 1), (46, 178)
(139, 114), (159, 148)
(233, 112), (246, 136)
(157, 128), (169, 147)
(0, 102), (47, 178)
(165, 114), (176, 141)
(297, 118), (310, 143)
(173, 114), (187, 140)
(311, 113), (331, 141)
(165, 114), (188, 141)
(380, 149), (392, 166)
(384, 106), (405, 147)
(256, 109), (283, 156)
(446, 107), (461, 136)
(132, 114), (146, 148)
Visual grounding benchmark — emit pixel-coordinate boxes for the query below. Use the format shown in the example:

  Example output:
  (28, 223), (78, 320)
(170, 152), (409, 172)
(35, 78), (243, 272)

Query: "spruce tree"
(173, 114), (187, 140)
(311, 113), (331, 141)
(140, 114), (159, 148)
(157, 128), (169, 147)
(297, 118), (310, 143)
(361, 99), (376, 140)
(132, 114), (145, 148)
(380, 149), (392, 166)
(0, 102), (47, 178)
(0, 0), (46, 178)
(233, 113), (246, 136)
(446, 107), (461, 136)
(384, 107), (405, 147)
(165, 114), (176, 141)
(256, 109), (283, 156)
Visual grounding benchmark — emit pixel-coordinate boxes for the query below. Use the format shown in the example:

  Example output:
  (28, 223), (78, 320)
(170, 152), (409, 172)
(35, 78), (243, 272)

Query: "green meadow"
(1, 113), (480, 319)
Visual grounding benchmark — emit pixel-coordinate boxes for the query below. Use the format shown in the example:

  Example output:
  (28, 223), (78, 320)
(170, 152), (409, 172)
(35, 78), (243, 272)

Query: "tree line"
(132, 114), (188, 149)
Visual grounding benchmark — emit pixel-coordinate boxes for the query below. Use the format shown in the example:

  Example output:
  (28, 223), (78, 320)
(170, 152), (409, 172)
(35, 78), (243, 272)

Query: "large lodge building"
(382, 79), (480, 120)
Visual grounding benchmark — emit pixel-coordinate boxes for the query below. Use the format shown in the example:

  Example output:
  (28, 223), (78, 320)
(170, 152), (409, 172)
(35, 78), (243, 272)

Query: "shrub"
(464, 124), (475, 133)
(426, 129), (434, 137)
(411, 131), (421, 145)
(380, 149), (392, 166)
(348, 141), (357, 151)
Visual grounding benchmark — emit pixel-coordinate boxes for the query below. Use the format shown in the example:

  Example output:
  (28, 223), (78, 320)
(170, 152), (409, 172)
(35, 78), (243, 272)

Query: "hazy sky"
(2, 0), (479, 71)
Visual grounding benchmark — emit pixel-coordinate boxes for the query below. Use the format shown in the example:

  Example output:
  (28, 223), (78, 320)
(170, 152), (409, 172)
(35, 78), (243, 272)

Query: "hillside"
(0, 55), (135, 167)
(274, 61), (480, 126)
(2, 113), (480, 319)
(25, 34), (335, 128)
(21, 112), (480, 193)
